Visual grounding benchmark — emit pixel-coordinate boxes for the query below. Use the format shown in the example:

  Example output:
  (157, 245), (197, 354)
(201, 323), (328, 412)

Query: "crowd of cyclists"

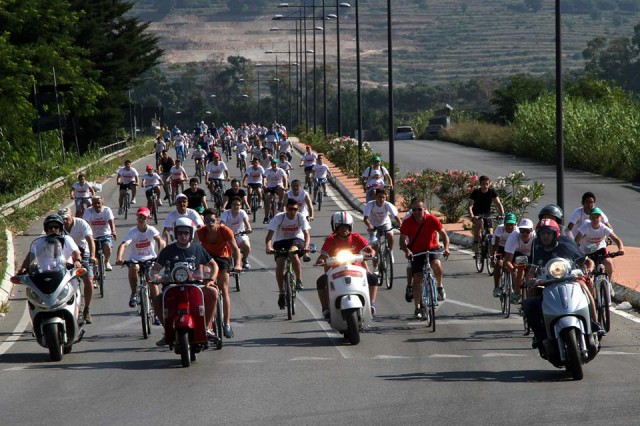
(55, 120), (628, 348)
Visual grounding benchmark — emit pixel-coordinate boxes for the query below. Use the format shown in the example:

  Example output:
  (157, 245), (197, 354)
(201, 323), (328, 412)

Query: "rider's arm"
(243, 216), (252, 233)
(574, 232), (583, 246)
(610, 232), (625, 254)
(115, 240), (130, 264)
(88, 185), (95, 197)
(86, 235), (96, 261)
(363, 215), (373, 232)
(281, 193), (288, 212)
(303, 229), (311, 250)
(493, 196), (505, 216)
(109, 219), (117, 240)
(265, 230), (275, 253)
(503, 252), (515, 273)
(437, 228), (450, 256)
(154, 234), (166, 251)
(467, 198), (475, 219)
(305, 193), (314, 220)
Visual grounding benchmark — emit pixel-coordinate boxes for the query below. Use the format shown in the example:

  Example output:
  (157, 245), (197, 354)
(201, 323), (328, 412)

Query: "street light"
(335, 2), (351, 136)
(355, 0), (363, 174)
(387, 0), (395, 203)
(266, 46), (305, 131)
(555, 0), (564, 211)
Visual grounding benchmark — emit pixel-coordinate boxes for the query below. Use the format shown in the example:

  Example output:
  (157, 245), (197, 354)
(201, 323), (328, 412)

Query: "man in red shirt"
(314, 211), (378, 318)
(400, 199), (450, 320)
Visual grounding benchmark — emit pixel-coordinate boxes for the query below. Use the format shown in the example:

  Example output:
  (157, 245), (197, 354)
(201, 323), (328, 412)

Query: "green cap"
(504, 213), (517, 224)
(590, 207), (603, 216)
(373, 156), (381, 162)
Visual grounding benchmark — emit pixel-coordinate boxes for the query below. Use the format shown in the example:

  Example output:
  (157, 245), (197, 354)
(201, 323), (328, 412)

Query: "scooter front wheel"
(344, 308), (360, 345)
(44, 323), (63, 362)
(177, 329), (191, 368)
(562, 328), (584, 380)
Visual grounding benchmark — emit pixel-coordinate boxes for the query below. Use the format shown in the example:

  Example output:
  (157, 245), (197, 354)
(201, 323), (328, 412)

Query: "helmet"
(518, 218), (534, 230)
(538, 204), (563, 225)
(136, 207), (151, 218)
(43, 214), (64, 231)
(174, 217), (195, 241)
(146, 164), (153, 170)
(536, 218), (561, 238)
(331, 211), (354, 232)
(504, 213), (517, 224)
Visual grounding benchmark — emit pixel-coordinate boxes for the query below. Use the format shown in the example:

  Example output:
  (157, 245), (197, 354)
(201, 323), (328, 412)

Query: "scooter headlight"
(171, 264), (191, 283)
(53, 283), (72, 307)
(546, 258), (571, 279)
(26, 288), (47, 307)
(335, 250), (355, 264)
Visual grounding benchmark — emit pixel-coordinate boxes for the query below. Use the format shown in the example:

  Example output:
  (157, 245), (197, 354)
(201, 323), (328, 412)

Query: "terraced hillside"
(131, 0), (640, 86)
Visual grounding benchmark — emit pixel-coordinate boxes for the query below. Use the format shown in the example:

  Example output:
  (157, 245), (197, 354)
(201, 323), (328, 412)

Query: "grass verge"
(439, 121), (513, 153)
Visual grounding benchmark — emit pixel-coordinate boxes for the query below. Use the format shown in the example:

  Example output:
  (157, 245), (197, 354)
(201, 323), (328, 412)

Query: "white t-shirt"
(362, 166), (388, 188)
(220, 209), (248, 234)
(174, 135), (185, 147)
(65, 217), (93, 251)
(83, 207), (115, 238)
(363, 200), (398, 228)
(577, 222), (613, 251)
(163, 209), (204, 231)
(118, 167), (139, 185)
(286, 190), (310, 217)
(191, 148), (207, 160)
(301, 152), (317, 167)
(504, 229), (536, 255)
(169, 166), (187, 181)
(235, 141), (248, 155)
(258, 154), (273, 170)
(278, 139), (292, 153)
(155, 140), (166, 153)
(568, 207), (609, 234)
(206, 161), (228, 180)
(264, 168), (287, 188)
(493, 224), (514, 246)
(71, 182), (93, 199)
(142, 173), (163, 189)
(123, 226), (161, 261)
(279, 160), (293, 174)
(245, 166), (265, 185)
(312, 163), (330, 179)
(268, 212), (310, 241)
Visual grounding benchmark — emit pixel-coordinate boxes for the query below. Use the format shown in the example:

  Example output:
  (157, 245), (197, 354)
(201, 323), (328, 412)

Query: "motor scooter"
(320, 250), (374, 345)
(11, 236), (86, 361)
(521, 253), (600, 380)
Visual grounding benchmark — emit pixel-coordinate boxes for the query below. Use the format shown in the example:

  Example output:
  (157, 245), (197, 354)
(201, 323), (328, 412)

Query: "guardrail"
(99, 139), (127, 156)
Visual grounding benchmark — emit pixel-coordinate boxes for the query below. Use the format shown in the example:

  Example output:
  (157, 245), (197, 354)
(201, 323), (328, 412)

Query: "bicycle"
(265, 189), (280, 222)
(195, 160), (205, 184)
(146, 186), (160, 225)
(591, 250), (623, 332)
(312, 178), (326, 211)
(123, 184), (133, 220)
(411, 250), (442, 332)
(270, 247), (312, 320)
(74, 197), (92, 218)
(498, 260), (512, 318)
(237, 154), (247, 176)
(231, 231), (247, 292)
(212, 180), (225, 217)
(375, 225), (397, 289)
(123, 260), (156, 339)
(93, 241), (106, 298)
(171, 179), (185, 204)
(473, 215), (496, 275)
(249, 187), (260, 223)
(512, 260), (531, 334)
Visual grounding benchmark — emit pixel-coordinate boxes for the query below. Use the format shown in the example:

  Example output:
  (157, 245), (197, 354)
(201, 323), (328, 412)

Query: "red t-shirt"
(197, 225), (234, 258)
(400, 213), (443, 253)
(321, 233), (369, 267)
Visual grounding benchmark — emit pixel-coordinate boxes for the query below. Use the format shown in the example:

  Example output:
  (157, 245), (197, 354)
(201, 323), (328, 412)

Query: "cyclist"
(361, 156), (393, 202)
(59, 208), (95, 323)
(314, 211), (378, 318)
(158, 150), (174, 202)
(468, 175), (505, 253)
(566, 192), (611, 237)
(70, 172), (95, 218)
(191, 144), (207, 174)
(162, 127), (171, 143)
(311, 154), (332, 204)
(263, 159), (288, 224)
(223, 179), (249, 211)
(299, 145), (317, 189)
(149, 217), (219, 346)
(250, 137), (263, 160)
(262, 125), (280, 153)
(277, 136), (293, 162)
(278, 152), (293, 177)
(243, 157), (265, 210)
(400, 199), (450, 319)
(197, 208), (243, 338)
(503, 218), (535, 303)
(282, 179), (313, 221)
(203, 130), (215, 151)
(116, 159), (139, 215)
(173, 129), (186, 161)
(220, 196), (253, 269)
(490, 212), (517, 297)
(162, 193), (204, 244)
(154, 136), (166, 167)
(168, 158), (188, 202)
(265, 198), (312, 308)
(115, 207), (165, 310)
(83, 196), (117, 271)
(234, 136), (249, 171)
(205, 153), (229, 203)
(258, 147), (273, 170)
(363, 188), (402, 274)
(141, 164), (163, 210)
(182, 178), (208, 215)
(574, 207), (624, 279)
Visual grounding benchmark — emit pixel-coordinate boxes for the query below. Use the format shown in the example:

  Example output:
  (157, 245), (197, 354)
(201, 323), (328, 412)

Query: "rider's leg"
(118, 188), (125, 208)
(291, 252), (302, 282)
(128, 265), (138, 298)
(275, 256), (286, 292)
(218, 271), (231, 325)
(316, 274), (329, 310)
(412, 272), (424, 310)
(240, 240), (251, 264)
(130, 184), (137, 201)
(432, 259), (444, 287)
(203, 286), (217, 329)
(603, 258), (615, 279)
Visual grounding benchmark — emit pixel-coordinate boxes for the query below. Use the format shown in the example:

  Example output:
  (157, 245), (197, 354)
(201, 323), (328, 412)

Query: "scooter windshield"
(28, 236), (66, 274)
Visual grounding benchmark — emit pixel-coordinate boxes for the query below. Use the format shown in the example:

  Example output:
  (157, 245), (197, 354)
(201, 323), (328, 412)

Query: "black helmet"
(43, 214), (64, 231)
(538, 204), (563, 225)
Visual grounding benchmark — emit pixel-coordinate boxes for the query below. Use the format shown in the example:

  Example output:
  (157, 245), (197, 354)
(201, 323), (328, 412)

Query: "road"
(373, 139), (640, 246)
(1, 144), (639, 425)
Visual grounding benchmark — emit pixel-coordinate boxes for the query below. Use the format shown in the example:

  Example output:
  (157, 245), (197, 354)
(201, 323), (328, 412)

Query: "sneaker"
(405, 285), (413, 303)
(206, 329), (218, 343)
(129, 294), (138, 308)
(83, 308), (92, 324)
(437, 287), (446, 301)
(242, 261), (251, 269)
(510, 292), (521, 304)
(370, 303), (376, 316)
(263, 218), (269, 224)
(312, 200), (316, 205)
(322, 308), (330, 320)
(118, 208), (123, 215)
(153, 316), (161, 326)
(295, 280), (304, 291)
(158, 200), (163, 206)
(302, 254), (311, 262)
(591, 321), (606, 336)
(93, 282), (99, 289)
(610, 282), (615, 297)
(414, 308), (423, 320)
(131, 198), (136, 204)
(390, 251), (395, 263)
(155, 336), (167, 346)
(223, 324), (234, 338)
(278, 293), (286, 310)
(492, 287), (502, 298)
(105, 262), (113, 271)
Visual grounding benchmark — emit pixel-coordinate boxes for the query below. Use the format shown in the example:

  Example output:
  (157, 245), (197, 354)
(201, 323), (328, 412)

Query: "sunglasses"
(137, 215), (148, 220)
(519, 229), (532, 234)
(204, 218), (217, 224)
(46, 225), (61, 230)
(412, 208), (423, 212)
(287, 207), (299, 211)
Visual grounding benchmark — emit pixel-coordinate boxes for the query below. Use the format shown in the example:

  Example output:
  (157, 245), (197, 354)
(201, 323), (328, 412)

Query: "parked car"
(395, 126), (415, 140)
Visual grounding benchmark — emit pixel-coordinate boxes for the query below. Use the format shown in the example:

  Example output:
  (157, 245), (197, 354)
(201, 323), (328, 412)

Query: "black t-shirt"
(530, 235), (585, 269)
(156, 242), (213, 274)
(159, 157), (174, 175)
(224, 188), (246, 209)
(182, 188), (206, 209)
(469, 187), (498, 216)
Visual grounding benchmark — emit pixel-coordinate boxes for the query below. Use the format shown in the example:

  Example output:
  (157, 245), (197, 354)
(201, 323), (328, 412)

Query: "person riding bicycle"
(197, 209), (243, 339)
(277, 137), (293, 162)
(234, 137), (249, 171)
(142, 165), (163, 210)
(191, 145), (207, 172)
(182, 178), (208, 215)
(116, 159), (139, 215)
(490, 212), (517, 297)
(503, 218), (536, 303)
(363, 188), (402, 275)
(262, 125), (280, 153)
(158, 150), (174, 202)
(468, 175), (505, 253)
(314, 211), (379, 318)
(243, 157), (265, 210)
(263, 159), (288, 224)
(168, 158), (188, 202)
(70, 173), (95, 218)
(278, 152), (293, 177)
(574, 207), (624, 280)
(83, 196), (117, 271)
(154, 136), (166, 167)
(282, 179), (313, 221)
(311, 154), (332, 204)
(265, 198), (311, 309)
(299, 145), (317, 190)
(258, 147), (273, 170)
(149, 217), (220, 346)
(220, 196), (253, 269)
(162, 193), (204, 243)
(115, 207), (165, 311)
(361, 156), (393, 203)
(205, 153), (229, 203)
(566, 192), (612, 237)
(223, 179), (249, 211)
(173, 129), (186, 161)
(400, 199), (451, 319)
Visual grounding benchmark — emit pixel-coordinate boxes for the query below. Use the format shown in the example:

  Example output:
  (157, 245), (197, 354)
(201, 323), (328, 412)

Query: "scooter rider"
(150, 217), (219, 346)
(314, 211), (378, 318)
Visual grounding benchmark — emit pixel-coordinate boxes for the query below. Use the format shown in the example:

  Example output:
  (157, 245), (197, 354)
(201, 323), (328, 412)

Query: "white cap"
(518, 218), (534, 230)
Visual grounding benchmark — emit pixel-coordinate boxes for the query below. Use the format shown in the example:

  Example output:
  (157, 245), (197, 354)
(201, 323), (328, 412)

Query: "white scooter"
(11, 236), (86, 361)
(321, 250), (374, 345)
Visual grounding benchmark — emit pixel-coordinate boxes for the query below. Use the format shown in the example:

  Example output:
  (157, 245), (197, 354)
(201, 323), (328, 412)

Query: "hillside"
(130, 0), (640, 86)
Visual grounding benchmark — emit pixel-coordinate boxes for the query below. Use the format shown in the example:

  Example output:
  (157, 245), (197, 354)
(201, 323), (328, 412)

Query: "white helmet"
(174, 217), (195, 241)
(331, 211), (354, 232)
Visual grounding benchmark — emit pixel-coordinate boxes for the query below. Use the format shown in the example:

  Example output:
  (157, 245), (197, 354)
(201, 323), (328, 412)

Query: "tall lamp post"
(335, 2), (351, 136)
(355, 0), (363, 175)
(555, 0), (564, 211)
(387, 0), (395, 203)
(266, 46), (306, 131)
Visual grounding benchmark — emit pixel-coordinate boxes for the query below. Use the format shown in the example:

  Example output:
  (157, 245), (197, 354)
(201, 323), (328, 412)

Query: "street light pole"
(313, 1), (318, 131)
(275, 56), (280, 124)
(336, 0), (343, 136)
(304, 4), (309, 130)
(322, 1), (328, 135)
(355, 0), (363, 175)
(555, 0), (564, 212)
(387, 0), (395, 203)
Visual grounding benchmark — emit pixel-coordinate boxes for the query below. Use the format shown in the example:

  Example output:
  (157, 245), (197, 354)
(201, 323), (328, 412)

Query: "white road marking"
(0, 304), (30, 357)
(482, 352), (527, 357)
(599, 350), (640, 356)
(406, 318), (522, 326)
(610, 306), (640, 323)
(289, 356), (335, 361)
(373, 355), (413, 359)
(429, 354), (471, 358)
(441, 298), (502, 314)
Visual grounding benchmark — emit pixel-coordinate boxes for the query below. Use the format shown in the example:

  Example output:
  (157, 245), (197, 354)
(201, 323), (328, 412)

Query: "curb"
(0, 229), (15, 309)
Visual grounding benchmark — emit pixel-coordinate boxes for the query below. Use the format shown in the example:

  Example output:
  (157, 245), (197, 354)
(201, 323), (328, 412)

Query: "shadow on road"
(378, 369), (568, 383)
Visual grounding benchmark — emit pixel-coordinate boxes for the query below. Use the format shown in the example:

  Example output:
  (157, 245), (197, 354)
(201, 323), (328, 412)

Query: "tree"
(490, 74), (548, 124)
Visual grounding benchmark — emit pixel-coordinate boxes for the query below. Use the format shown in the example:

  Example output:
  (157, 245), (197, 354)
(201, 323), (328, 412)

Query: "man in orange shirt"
(197, 208), (243, 338)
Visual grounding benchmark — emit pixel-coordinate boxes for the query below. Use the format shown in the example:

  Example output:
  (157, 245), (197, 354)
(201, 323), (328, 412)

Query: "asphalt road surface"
(1, 143), (639, 425)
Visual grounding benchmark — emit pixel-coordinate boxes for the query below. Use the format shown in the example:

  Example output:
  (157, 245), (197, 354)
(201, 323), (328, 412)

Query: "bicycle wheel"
(215, 296), (224, 349)
(520, 285), (530, 335)
(140, 285), (150, 339)
(385, 248), (393, 289)
(486, 244), (495, 276)
(474, 238), (484, 273)
(503, 273), (512, 318)
(285, 270), (293, 320)
(98, 253), (105, 298)
(598, 277), (611, 332)
(317, 190), (322, 211)
(124, 192), (130, 220)
(251, 195), (258, 223)
(428, 275), (437, 332)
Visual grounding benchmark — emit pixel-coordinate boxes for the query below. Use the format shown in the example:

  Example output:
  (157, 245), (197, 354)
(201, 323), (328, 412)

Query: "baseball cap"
(146, 164), (153, 170)
(57, 208), (71, 219)
(590, 207), (603, 216)
(373, 156), (381, 162)
(175, 194), (188, 201)
(518, 218), (534, 230)
(136, 207), (151, 218)
(271, 159), (278, 164)
(504, 213), (517, 224)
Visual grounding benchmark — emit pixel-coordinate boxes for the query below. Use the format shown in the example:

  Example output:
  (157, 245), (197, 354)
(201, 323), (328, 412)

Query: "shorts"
(273, 238), (305, 259)
(162, 172), (171, 182)
(265, 186), (283, 195)
(304, 166), (314, 173)
(409, 252), (442, 275)
(248, 183), (263, 190)
(213, 256), (232, 272)
(496, 246), (505, 256)
(235, 233), (250, 246)
(145, 187), (158, 197)
(79, 249), (94, 278)
(119, 182), (135, 191)
(95, 235), (113, 249)
(587, 247), (608, 263)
